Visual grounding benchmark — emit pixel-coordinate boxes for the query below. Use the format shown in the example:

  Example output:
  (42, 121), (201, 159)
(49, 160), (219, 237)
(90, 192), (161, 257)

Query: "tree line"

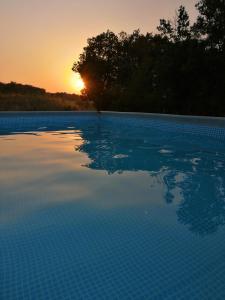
(73, 0), (225, 116)
(0, 82), (46, 95)
(0, 82), (94, 111)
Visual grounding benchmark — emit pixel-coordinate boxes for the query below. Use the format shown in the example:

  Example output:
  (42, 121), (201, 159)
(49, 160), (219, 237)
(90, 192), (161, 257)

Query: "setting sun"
(71, 73), (85, 95)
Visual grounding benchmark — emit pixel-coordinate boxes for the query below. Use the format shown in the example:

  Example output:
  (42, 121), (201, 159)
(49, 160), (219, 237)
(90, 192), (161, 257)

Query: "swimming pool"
(1, 112), (225, 299)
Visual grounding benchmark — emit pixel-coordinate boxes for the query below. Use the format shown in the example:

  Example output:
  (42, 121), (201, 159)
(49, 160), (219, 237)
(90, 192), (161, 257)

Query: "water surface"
(1, 113), (225, 299)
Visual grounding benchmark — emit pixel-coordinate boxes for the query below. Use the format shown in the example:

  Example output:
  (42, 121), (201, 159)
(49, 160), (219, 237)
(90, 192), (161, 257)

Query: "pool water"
(1, 112), (225, 299)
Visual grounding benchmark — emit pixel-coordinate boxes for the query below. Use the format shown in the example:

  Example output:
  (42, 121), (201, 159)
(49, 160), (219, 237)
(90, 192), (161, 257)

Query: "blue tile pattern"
(0, 112), (225, 299)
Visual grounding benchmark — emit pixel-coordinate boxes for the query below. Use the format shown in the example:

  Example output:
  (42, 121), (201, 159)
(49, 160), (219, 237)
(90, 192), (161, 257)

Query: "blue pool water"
(0, 112), (225, 299)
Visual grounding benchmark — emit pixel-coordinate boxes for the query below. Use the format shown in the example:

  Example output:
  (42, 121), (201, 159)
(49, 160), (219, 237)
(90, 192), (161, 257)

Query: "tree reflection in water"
(76, 118), (225, 236)
(1, 113), (224, 236)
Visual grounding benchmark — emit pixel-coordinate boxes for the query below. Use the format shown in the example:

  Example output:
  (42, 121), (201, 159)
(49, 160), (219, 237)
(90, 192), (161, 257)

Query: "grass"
(0, 92), (95, 111)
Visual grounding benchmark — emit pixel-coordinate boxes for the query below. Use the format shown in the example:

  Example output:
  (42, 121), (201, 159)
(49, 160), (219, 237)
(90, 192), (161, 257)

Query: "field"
(0, 82), (95, 111)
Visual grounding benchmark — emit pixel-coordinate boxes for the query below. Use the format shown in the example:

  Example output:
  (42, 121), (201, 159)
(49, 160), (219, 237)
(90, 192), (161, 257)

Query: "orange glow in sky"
(71, 73), (85, 95)
(0, 0), (197, 94)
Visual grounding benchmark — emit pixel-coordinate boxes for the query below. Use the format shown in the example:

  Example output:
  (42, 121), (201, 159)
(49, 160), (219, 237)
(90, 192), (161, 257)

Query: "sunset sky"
(0, 0), (197, 94)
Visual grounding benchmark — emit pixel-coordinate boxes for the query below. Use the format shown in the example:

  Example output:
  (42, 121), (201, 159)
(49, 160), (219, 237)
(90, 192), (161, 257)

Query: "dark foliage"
(0, 82), (45, 95)
(73, 1), (225, 116)
(0, 82), (94, 111)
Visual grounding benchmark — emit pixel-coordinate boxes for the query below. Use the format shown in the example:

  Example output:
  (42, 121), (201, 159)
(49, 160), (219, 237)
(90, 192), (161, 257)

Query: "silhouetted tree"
(193, 0), (225, 50)
(72, 30), (120, 110)
(72, 2), (225, 116)
(157, 6), (192, 42)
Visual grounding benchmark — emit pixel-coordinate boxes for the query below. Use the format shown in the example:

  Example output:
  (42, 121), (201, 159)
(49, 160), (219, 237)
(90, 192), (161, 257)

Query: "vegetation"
(73, 0), (225, 116)
(0, 82), (94, 111)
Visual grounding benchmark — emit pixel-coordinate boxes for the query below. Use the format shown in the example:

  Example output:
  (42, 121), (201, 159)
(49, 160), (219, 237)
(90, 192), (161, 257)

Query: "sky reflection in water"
(1, 113), (225, 299)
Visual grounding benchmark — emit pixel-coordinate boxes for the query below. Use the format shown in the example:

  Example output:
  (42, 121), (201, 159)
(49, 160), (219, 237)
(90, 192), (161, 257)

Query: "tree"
(72, 3), (225, 116)
(72, 30), (119, 110)
(157, 6), (191, 42)
(193, 0), (225, 50)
